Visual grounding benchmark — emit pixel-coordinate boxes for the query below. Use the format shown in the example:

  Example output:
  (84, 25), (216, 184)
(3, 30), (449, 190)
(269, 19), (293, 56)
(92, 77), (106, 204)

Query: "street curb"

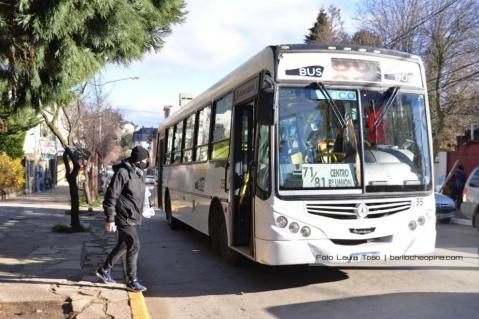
(129, 291), (150, 319)
(450, 218), (472, 226)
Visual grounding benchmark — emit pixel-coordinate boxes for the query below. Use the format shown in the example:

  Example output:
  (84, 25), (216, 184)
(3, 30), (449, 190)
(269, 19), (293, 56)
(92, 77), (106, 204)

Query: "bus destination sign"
(277, 53), (424, 88)
(302, 163), (356, 188)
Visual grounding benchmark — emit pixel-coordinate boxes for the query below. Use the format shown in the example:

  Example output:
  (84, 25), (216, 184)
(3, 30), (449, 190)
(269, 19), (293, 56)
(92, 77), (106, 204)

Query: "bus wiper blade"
(315, 82), (346, 128)
(374, 86), (400, 128)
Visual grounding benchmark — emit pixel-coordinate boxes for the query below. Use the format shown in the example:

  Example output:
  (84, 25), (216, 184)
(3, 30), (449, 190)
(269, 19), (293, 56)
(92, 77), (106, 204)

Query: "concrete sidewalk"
(0, 187), (132, 319)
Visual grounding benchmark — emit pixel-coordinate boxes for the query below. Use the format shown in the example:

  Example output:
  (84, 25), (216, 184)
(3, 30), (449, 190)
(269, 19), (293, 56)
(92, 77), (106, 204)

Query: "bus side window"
(165, 126), (174, 165)
(256, 125), (270, 196)
(195, 106), (211, 161)
(211, 94), (233, 160)
(173, 121), (183, 164)
(183, 114), (195, 163)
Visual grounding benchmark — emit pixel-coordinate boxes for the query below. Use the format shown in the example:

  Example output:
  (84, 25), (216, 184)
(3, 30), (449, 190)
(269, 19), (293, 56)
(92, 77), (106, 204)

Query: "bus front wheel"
(165, 194), (181, 230)
(219, 219), (242, 266)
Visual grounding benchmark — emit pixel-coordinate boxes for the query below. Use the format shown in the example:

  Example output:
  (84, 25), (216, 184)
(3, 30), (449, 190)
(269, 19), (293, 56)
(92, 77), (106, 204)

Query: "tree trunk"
(83, 154), (99, 204)
(84, 163), (92, 205)
(433, 51), (445, 153)
(63, 147), (81, 230)
(41, 111), (82, 230)
(67, 174), (80, 229)
(87, 153), (99, 203)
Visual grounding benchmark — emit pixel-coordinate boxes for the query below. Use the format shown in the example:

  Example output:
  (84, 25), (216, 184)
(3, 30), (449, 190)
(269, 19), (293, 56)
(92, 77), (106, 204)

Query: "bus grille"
(306, 200), (412, 219)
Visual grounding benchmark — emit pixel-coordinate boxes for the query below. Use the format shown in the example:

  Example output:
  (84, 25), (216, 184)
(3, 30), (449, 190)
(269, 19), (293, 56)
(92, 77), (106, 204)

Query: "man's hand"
(105, 222), (115, 232)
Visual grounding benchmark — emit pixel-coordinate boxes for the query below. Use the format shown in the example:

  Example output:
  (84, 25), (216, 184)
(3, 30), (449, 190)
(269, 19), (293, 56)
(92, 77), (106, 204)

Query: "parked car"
(145, 175), (155, 185)
(435, 192), (456, 224)
(460, 166), (479, 231)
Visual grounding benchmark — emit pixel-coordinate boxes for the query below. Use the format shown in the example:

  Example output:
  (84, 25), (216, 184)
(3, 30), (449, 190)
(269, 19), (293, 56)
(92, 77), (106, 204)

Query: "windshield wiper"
(373, 86), (400, 128)
(315, 82), (347, 128)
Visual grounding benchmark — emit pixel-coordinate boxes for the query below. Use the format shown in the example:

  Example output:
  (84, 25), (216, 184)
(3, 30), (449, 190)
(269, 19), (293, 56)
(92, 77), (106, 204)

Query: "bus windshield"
(361, 89), (432, 192)
(278, 87), (362, 189)
(278, 87), (432, 192)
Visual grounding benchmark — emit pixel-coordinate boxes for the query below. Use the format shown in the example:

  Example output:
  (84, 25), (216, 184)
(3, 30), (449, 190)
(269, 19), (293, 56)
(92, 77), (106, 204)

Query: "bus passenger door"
(231, 100), (255, 251)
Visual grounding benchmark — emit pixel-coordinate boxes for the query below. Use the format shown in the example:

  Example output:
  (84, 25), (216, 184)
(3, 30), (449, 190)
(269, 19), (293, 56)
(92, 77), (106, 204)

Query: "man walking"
(96, 146), (150, 292)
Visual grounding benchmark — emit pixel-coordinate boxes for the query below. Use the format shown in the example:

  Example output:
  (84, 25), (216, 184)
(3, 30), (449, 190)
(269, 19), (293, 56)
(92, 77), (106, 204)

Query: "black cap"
(131, 146), (149, 163)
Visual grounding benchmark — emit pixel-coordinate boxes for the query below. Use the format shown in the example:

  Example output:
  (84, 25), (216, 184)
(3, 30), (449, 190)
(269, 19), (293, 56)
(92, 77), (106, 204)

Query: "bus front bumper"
(255, 228), (436, 266)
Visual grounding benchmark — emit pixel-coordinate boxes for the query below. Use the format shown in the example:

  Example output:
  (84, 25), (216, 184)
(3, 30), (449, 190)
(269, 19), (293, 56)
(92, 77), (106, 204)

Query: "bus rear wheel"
(219, 218), (242, 266)
(165, 194), (181, 230)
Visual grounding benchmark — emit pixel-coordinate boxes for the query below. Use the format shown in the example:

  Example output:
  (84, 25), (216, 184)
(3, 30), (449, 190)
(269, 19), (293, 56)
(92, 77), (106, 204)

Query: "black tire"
(165, 194), (181, 230)
(439, 218), (451, 224)
(219, 218), (242, 266)
(209, 211), (221, 253)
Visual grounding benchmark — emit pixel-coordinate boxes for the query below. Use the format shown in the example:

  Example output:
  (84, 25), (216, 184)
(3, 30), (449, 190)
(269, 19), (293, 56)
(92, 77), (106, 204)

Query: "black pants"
(103, 225), (140, 281)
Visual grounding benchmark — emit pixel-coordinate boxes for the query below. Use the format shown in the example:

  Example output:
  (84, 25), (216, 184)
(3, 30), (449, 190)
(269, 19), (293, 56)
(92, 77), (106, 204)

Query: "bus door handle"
(224, 161), (230, 192)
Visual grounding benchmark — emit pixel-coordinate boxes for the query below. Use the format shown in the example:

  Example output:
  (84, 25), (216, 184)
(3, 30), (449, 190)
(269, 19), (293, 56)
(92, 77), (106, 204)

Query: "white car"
(460, 166), (479, 231)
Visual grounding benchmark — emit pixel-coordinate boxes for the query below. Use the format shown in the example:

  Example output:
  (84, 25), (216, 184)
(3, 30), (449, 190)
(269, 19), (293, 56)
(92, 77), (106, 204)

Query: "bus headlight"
(289, 222), (300, 233)
(417, 215), (426, 226)
(408, 220), (417, 231)
(301, 226), (311, 237)
(275, 216), (288, 228)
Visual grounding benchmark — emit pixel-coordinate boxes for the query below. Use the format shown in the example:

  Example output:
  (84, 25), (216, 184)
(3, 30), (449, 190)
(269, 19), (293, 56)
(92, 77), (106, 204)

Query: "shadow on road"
(266, 292), (479, 319)
(0, 204), (110, 284)
(140, 214), (349, 298)
(140, 210), (479, 299)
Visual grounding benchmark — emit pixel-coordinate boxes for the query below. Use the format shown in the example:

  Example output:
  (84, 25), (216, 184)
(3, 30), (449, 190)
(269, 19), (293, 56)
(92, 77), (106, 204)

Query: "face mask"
(135, 160), (149, 170)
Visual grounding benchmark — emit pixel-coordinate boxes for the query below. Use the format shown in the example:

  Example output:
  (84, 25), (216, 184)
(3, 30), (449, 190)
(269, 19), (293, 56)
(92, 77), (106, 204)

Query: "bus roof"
(277, 44), (419, 60)
(158, 44), (421, 133)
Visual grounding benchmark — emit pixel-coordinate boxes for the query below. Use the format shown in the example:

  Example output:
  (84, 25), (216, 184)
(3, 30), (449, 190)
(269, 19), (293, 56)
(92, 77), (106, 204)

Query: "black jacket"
(103, 159), (145, 226)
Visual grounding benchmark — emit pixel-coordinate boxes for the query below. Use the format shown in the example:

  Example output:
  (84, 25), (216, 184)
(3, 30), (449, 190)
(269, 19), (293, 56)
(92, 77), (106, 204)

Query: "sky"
(100, 0), (359, 128)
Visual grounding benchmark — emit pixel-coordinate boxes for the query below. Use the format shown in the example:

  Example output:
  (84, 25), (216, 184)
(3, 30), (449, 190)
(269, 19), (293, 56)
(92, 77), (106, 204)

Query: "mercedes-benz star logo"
(355, 203), (369, 219)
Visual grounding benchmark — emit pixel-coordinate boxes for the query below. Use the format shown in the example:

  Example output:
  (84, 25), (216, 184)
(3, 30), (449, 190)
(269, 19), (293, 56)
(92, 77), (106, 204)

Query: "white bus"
(156, 44), (435, 265)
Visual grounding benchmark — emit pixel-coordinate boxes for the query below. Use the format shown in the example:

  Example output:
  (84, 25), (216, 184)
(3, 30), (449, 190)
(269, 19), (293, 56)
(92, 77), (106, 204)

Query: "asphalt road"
(139, 189), (479, 319)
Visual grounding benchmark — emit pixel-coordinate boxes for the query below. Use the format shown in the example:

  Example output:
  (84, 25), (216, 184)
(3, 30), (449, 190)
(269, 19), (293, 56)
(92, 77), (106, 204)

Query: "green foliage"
(80, 194), (103, 208)
(305, 9), (332, 44)
(0, 0), (186, 114)
(305, 6), (348, 44)
(0, 131), (25, 158)
(51, 223), (90, 233)
(0, 108), (41, 136)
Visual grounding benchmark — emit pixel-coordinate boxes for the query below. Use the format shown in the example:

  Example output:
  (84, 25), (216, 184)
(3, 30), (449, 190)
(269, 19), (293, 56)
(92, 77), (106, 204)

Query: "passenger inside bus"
(365, 101), (385, 145)
(279, 121), (305, 164)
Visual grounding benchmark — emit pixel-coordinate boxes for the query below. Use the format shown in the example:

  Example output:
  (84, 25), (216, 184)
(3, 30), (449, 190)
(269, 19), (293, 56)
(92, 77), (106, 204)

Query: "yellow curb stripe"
(129, 291), (150, 319)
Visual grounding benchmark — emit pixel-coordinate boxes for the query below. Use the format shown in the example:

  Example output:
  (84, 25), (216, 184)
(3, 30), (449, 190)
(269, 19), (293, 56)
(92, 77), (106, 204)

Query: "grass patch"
(51, 224), (91, 233)
(79, 195), (103, 209)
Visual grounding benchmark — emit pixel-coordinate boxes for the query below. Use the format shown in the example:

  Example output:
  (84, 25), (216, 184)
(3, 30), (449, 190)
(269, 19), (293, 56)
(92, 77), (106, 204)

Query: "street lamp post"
(94, 76), (140, 86)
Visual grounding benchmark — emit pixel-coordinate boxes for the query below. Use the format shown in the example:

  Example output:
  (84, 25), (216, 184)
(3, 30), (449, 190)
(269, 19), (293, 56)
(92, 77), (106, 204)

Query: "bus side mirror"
(257, 87), (274, 125)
